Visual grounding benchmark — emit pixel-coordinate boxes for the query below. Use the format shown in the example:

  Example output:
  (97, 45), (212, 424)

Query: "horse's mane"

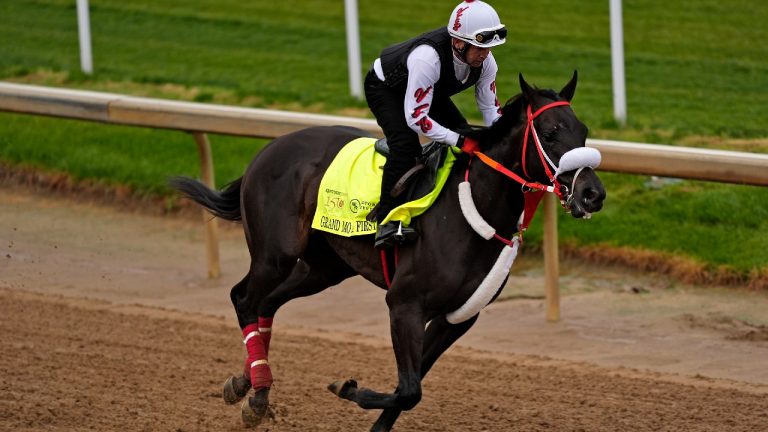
(467, 88), (560, 148)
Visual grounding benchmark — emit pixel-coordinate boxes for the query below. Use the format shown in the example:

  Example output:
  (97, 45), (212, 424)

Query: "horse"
(170, 72), (606, 431)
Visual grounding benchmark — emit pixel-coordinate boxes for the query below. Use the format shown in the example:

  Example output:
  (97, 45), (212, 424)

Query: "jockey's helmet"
(447, 0), (506, 48)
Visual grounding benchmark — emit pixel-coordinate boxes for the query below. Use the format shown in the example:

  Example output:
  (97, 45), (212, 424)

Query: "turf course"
(0, 0), (766, 281)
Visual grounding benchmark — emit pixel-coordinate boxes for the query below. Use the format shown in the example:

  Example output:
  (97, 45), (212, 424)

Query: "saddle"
(366, 139), (448, 222)
(310, 137), (456, 237)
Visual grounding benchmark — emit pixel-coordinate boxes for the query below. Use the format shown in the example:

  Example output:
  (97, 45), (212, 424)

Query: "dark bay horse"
(171, 72), (605, 431)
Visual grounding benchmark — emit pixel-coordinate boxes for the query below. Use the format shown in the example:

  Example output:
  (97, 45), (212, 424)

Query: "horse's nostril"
(581, 187), (605, 209)
(583, 188), (599, 202)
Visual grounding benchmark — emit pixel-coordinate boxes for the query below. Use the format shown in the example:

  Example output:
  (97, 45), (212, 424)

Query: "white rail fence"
(2, 82), (768, 321)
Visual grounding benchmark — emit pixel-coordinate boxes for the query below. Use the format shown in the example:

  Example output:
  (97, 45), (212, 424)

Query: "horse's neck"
(462, 146), (526, 238)
(444, 104), (530, 239)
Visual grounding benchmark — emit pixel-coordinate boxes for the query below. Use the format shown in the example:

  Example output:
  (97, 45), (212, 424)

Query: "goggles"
(474, 26), (507, 44)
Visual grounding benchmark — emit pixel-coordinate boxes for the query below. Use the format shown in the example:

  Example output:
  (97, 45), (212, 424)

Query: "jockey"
(365, 0), (507, 249)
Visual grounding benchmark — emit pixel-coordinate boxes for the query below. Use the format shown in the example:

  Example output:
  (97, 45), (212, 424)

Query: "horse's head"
(471, 71), (606, 219)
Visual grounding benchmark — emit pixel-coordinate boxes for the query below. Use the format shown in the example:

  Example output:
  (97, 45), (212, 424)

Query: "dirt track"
(2, 289), (768, 432)
(2, 185), (768, 431)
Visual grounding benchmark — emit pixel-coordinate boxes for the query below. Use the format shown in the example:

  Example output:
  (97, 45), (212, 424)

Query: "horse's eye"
(543, 123), (567, 143)
(543, 129), (559, 142)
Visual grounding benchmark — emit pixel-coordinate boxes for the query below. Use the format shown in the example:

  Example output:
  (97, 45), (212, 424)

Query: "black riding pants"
(364, 70), (468, 223)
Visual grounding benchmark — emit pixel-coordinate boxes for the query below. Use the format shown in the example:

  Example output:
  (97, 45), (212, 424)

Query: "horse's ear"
(519, 73), (536, 102)
(559, 70), (578, 102)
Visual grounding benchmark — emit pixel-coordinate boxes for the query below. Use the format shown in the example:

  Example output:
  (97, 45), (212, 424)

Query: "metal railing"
(3, 82), (768, 320)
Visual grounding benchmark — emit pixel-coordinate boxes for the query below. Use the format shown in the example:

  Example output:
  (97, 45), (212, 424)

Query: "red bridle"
(464, 100), (572, 243)
(521, 101), (572, 183)
(469, 100), (572, 198)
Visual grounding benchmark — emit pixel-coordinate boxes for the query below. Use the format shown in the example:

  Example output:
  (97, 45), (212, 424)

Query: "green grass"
(2, 0), (766, 136)
(0, 113), (266, 195)
(523, 173), (768, 272)
(1, 0), (767, 276)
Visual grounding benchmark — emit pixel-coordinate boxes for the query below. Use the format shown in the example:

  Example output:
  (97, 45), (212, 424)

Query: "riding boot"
(375, 156), (418, 249)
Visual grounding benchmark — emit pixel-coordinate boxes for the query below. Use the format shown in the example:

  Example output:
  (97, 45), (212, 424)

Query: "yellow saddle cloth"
(311, 137), (456, 237)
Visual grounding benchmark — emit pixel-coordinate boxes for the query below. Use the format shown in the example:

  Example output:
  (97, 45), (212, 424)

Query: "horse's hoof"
(223, 374), (251, 405)
(241, 387), (270, 427)
(328, 379), (358, 399)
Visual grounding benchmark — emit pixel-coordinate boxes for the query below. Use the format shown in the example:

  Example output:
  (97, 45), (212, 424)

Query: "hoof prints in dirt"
(682, 312), (768, 342)
(1, 290), (767, 432)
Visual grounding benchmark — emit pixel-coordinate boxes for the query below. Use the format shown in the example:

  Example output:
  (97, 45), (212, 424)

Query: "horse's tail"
(168, 176), (242, 221)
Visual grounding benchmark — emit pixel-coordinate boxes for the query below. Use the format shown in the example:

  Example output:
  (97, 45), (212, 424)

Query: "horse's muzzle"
(563, 168), (606, 219)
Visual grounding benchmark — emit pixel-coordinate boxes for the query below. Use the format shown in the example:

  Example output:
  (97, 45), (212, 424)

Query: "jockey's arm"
(475, 53), (502, 126)
(403, 45), (461, 146)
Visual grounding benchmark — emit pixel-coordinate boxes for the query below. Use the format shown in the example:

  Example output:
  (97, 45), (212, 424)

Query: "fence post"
(610, 0), (627, 126)
(543, 193), (560, 321)
(76, 0), (93, 74)
(192, 132), (221, 278)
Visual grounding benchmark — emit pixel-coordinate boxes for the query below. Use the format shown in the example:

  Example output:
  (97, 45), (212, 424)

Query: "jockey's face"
(465, 45), (490, 67)
(452, 39), (490, 68)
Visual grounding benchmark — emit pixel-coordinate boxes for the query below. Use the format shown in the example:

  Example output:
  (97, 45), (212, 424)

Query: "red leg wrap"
(258, 317), (273, 355)
(242, 323), (273, 389)
(248, 362), (273, 390)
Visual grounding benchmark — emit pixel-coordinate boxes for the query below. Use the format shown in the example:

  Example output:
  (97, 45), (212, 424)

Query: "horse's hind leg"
(257, 237), (356, 318)
(238, 236), (355, 399)
(222, 272), (256, 405)
(224, 258), (298, 404)
(225, 259), (299, 427)
(239, 236), (356, 425)
(371, 314), (479, 432)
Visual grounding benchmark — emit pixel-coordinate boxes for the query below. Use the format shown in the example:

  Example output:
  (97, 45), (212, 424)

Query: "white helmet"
(447, 0), (506, 48)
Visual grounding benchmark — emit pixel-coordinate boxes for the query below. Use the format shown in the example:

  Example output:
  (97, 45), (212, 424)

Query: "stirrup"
(394, 221), (418, 242)
(375, 221), (417, 249)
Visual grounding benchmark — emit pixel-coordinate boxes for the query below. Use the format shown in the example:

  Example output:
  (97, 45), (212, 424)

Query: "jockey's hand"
(457, 135), (480, 155)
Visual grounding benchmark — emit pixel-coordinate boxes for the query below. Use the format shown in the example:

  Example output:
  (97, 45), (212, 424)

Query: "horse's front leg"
(370, 313), (479, 432)
(329, 302), (425, 410)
